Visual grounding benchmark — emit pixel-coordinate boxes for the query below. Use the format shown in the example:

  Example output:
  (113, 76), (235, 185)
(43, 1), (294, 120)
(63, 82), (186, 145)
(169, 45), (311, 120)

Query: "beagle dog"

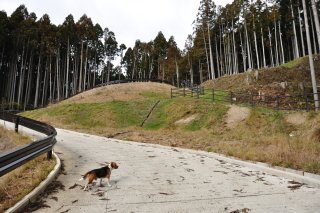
(79, 161), (119, 191)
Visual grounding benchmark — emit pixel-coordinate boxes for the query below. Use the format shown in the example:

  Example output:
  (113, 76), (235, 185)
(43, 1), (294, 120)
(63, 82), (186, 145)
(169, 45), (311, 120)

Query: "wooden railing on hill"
(171, 87), (319, 111)
(96, 78), (172, 87)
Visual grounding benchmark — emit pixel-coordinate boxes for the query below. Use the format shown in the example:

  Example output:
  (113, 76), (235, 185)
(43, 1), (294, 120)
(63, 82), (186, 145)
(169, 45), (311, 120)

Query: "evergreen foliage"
(0, 1), (319, 109)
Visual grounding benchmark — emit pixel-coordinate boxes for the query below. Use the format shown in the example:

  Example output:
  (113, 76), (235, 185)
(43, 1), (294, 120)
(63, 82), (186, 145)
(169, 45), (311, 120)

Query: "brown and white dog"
(79, 161), (119, 191)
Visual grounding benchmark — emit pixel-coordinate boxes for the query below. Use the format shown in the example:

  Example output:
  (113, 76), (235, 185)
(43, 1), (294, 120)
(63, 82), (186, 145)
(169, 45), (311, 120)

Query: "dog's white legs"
(83, 183), (89, 191)
(99, 179), (103, 186)
(106, 179), (111, 187)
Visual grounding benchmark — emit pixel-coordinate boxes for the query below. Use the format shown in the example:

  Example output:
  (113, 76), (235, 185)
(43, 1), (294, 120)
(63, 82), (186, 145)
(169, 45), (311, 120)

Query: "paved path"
(29, 128), (320, 213)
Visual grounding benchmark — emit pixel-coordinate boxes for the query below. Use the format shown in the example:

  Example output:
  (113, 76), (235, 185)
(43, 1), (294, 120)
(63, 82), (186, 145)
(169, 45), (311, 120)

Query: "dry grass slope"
(203, 56), (320, 96)
(0, 127), (30, 152)
(0, 127), (56, 212)
(61, 82), (173, 104)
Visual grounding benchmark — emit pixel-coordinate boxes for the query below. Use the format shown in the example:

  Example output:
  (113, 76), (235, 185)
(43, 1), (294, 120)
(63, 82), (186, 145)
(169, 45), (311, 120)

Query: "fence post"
(171, 88), (173, 99)
(230, 92), (233, 104)
(303, 91), (308, 111)
(212, 89), (215, 102)
(47, 138), (55, 160)
(15, 116), (20, 133)
(250, 93), (254, 107)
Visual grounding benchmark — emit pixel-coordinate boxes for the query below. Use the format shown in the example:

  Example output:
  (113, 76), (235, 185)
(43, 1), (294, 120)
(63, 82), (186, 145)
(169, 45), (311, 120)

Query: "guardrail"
(0, 112), (57, 177)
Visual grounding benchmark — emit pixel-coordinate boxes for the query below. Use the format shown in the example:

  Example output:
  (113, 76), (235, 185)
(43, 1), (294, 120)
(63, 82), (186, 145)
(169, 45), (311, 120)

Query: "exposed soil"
(174, 114), (199, 125)
(225, 105), (250, 129)
(173, 105), (251, 130)
(285, 112), (307, 125)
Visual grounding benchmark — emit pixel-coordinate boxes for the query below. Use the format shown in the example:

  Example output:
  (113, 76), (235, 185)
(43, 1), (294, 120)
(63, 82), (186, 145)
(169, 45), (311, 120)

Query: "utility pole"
(302, 0), (319, 110)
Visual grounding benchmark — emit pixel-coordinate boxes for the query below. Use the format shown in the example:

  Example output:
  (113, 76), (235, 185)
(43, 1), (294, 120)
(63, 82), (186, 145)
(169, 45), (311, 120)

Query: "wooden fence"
(171, 87), (319, 111)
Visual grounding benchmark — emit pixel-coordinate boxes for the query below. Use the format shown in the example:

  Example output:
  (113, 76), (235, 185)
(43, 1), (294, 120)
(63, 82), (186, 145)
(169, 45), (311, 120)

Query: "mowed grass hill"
(21, 58), (320, 175)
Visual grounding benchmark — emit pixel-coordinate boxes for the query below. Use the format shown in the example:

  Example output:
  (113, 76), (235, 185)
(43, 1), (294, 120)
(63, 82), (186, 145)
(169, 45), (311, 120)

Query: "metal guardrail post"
(47, 150), (52, 160)
(15, 116), (20, 133)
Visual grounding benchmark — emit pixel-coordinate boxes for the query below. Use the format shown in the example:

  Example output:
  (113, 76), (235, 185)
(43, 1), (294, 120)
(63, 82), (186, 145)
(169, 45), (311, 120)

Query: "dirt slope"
(225, 105), (250, 129)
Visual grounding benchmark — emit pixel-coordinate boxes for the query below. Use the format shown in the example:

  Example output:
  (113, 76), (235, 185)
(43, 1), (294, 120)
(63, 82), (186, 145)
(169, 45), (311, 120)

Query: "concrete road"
(26, 128), (320, 213)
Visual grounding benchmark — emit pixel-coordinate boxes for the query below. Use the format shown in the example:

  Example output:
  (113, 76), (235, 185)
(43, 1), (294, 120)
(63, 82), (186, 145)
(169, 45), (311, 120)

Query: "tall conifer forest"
(0, 0), (319, 110)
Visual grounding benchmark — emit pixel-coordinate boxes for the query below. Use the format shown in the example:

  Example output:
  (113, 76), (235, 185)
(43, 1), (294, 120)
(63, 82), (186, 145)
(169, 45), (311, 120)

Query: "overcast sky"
(2, 0), (232, 50)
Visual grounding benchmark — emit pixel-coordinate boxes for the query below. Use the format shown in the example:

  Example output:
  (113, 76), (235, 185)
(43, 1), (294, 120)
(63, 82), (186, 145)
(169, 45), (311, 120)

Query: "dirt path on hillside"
(225, 105), (250, 128)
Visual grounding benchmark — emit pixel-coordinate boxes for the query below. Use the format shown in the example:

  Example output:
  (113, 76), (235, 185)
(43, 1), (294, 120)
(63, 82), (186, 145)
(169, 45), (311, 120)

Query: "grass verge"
(0, 127), (56, 212)
(0, 154), (56, 212)
(0, 127), (31, 151)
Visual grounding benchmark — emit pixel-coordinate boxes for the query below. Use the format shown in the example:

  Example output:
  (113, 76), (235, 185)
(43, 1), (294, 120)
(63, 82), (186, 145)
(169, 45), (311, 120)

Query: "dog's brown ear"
(110, 161), (119, 169)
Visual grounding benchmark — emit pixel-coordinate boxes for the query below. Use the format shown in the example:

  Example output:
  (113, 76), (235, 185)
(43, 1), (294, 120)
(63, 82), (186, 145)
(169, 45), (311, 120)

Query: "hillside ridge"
(203, 56), (320, 96)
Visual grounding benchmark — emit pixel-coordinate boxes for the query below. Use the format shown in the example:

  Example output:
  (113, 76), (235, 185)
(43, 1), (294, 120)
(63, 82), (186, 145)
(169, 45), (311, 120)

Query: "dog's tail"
(78, 172), (88, 181)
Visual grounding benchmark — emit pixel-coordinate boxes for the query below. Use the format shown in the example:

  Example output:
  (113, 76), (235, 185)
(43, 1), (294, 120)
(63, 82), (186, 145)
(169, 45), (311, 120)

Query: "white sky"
(1, 0), (233, 51)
